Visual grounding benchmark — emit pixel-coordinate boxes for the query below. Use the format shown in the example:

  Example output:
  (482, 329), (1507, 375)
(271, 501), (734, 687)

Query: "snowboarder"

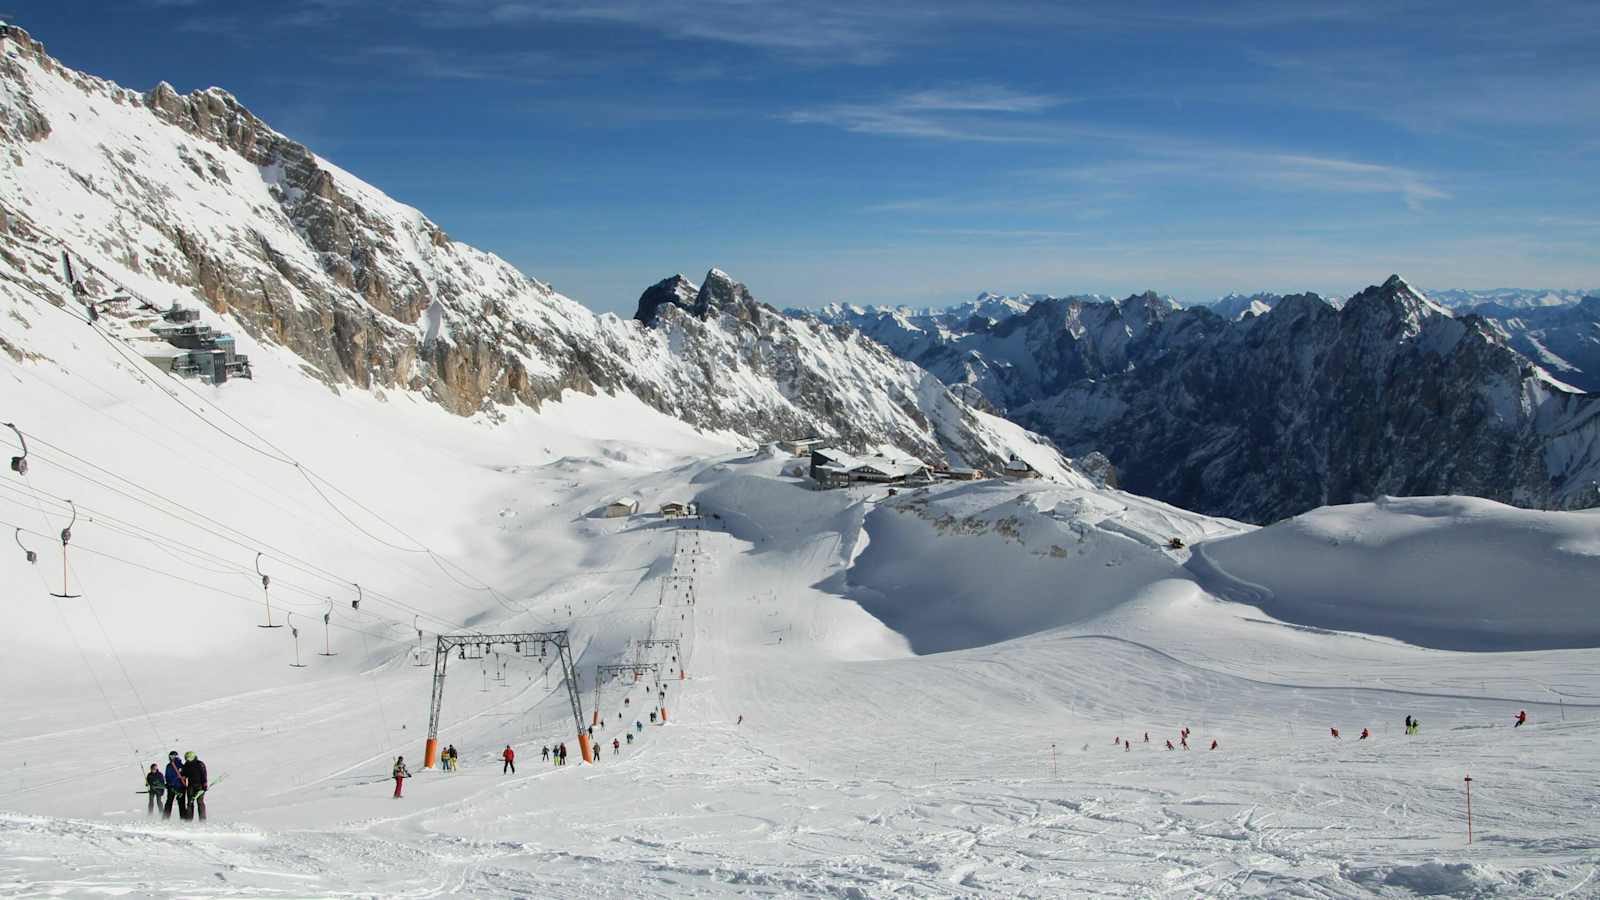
(181, 751), (208, 821)
(1360, 728), (1370, 740)
(1330, 728), (1340, 739)
(144, 764), (165, 815)
(1515, 710), (1528, 728)
(1209, 739), (1218, 751)
(163, 751), (187, 819)
(393, 756), (411, 798)
(502, 745), (516, 774)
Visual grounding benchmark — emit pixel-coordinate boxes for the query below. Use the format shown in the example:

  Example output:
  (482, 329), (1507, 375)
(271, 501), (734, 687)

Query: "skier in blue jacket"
(162, 751), (187, 819)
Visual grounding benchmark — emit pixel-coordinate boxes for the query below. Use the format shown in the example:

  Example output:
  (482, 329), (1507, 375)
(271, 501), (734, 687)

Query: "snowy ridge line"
(1053, 634), (1600, 711)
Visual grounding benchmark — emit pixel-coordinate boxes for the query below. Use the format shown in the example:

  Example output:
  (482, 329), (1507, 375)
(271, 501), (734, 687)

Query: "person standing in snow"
(502, 745), (515, 774)
(181, 751), (208, 821)
(1165, 740), (1175, 751)
(1515, 710), (1528, 728)
(163, 751), (187, 819)
(626, 732), (634, 745)
(393, 756), (411, 798)
(635, 720), (643, 733)
(1360, 728), (1370, 740)
(612, 738), (620, 754)
(1143, 732), (1149, 743)
(145, 764), (165, 815)
(1404, 715), (1413, 734)
(542, 746), (550, 763)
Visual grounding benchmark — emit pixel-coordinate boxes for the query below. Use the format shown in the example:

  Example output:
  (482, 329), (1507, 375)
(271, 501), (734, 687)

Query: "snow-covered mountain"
(1470, 297), (1600, 392)
(806, 275), (1600, 522)
(0, 24), (1062, 475)
(1427, 287), (1595, 310)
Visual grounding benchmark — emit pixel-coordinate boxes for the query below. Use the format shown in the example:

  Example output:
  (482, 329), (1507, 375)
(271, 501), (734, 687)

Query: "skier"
(612, 738), (620, 754)
(1209, 739), (1218, 751)
(1404, 715), (1413, 734)
(1180, 736), (1188, 750)
(502, 745), (516, 774)
(144, 764), (165, 815)
(636, 720), (643, 734)
(737, 715), (743, 726)
(1124, 740), (1130, 753)
(1165, 740), (1175, 750)
(626, 732), (634, 744)
(393, 756), (411, 798)
(624, 697), (629, 707)
(1515, 710), (1528, 728)
(449, 745), (459, 770)
(1330, 728), (1340, 739)
(163, 751), (187, 819)
(1410, 718), (1420, 735)
(542, 746), (550, 763)
(649, 711), (657, 724)
(1143, 732), (1149, 743)
(181, 751), (208, 821)
(1360, 728), (1370, 740)
(1113, 736), (1120, 745)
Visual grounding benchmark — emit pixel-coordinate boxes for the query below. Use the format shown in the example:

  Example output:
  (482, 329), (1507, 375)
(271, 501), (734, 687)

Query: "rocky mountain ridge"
(0, 23), (1066, 475)
(806, 275), (1600, 522)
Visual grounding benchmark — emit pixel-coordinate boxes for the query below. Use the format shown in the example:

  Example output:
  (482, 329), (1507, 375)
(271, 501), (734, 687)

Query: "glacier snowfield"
(2, 321), (1598, 897)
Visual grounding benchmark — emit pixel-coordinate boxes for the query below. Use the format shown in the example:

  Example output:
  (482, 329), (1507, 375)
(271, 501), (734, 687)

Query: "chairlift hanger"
(287, 612), (307, 667)
(49, 500), (82, 598)
(319, 602), (337, 656)
(5, 422), (26, 476)
(14, 527), (36, 565)
(351, 582), (362, 611)
(255, 552), (282, 627)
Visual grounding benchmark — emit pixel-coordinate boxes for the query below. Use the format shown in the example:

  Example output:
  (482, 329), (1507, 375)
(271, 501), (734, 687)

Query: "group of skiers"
(143, 750), (209, 820)
(1115, 727), (1219, 752)
(1114, 710), (1533, 755)
(1330, 710), (1526, 740)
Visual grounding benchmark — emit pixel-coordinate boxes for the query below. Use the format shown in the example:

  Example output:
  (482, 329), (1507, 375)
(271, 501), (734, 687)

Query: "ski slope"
(3, 293), (1600, 897)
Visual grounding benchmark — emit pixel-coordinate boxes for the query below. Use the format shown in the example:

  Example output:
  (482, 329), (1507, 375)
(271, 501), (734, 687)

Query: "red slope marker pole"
(1464, 774), (1473, 845)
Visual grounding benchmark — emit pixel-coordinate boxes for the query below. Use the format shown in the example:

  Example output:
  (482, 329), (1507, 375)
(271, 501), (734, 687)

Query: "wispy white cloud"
(1054, 149), (1449, 210)
(786, 85), (1067, 142)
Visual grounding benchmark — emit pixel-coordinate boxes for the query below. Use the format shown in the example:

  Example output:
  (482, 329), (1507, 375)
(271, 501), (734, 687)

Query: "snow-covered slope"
(1470, 296), (1600, 392)
(0, 24), (1062, 475)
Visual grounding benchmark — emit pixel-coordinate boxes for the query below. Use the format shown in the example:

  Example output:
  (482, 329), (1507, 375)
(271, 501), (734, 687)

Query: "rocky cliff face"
(1470, 297), (1600, 392)
(0, 24), (1067, 475)
(813, 275), (1600, 522)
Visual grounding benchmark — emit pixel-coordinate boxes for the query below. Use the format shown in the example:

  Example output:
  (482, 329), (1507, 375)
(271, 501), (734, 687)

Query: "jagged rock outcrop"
(0, 24), (1068, 476)
(1471, 296), (1600, 392)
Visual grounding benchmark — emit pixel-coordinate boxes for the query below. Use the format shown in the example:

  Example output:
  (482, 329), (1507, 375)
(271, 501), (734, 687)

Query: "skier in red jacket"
(502, 745), (516, 774)
(1515, 710), (1527, 728)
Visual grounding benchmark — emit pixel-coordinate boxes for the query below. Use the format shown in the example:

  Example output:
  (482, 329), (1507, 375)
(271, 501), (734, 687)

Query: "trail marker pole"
(1464, 774), (1473, 844)
(1051, 743), (1057, 777)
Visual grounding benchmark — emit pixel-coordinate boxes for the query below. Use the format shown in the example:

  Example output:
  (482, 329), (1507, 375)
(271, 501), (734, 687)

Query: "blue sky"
(13, 1), (1600, 313)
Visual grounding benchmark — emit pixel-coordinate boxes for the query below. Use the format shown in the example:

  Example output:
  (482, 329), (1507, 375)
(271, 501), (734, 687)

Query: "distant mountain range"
(807, 278), (1600, 523)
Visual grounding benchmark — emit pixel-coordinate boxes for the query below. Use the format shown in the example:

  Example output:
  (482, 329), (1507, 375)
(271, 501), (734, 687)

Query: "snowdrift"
(1197, 495), (1600, 650)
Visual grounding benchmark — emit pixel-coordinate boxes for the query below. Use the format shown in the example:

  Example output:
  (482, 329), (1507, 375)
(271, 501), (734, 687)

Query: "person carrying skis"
(1515, 710), (1528, 728)
(393, 756), (411, 798)
(502, 745), (516, 774)
(145, 764), (165, 815)
(181, 751), (208, 821)
(163, 751), (187, 819)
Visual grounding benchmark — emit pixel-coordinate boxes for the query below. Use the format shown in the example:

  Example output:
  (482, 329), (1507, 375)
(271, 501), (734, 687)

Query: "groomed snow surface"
(2, 306), (1600, 897)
